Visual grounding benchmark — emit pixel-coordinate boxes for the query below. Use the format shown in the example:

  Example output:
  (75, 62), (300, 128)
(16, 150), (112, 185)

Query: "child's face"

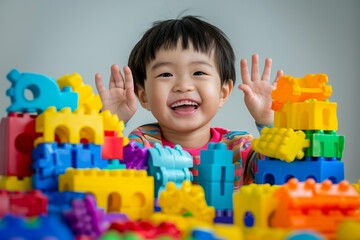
(137, 41), (233, 134)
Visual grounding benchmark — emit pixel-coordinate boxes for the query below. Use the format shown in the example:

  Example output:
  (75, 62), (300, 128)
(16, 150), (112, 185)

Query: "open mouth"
(170, 100), (199, 111)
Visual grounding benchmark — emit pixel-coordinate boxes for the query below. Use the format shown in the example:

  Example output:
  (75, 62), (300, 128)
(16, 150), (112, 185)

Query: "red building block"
(0, 189), (48, 217)
(101, 131), (124, 160)
(0, 113), (40, 177)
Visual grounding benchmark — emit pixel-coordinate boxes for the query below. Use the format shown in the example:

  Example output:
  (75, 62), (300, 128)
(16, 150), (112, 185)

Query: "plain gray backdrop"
(1, 1), (359, 183)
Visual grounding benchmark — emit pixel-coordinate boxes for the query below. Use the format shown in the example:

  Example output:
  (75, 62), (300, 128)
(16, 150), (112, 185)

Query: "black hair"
(128, 15), (236, 96)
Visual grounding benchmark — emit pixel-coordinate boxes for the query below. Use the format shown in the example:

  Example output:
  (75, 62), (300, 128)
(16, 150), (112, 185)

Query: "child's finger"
(261, 58), (272, 81)
(240, 59), (251, 85)
(110, 64), (125, 89)
(251, 54), (260, 81)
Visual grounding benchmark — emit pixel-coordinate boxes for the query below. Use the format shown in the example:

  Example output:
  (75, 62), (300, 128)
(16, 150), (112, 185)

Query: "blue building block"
(214, 209), (234, 224)
(45, 191), (86, 214)
(147, 143), (193, 197)
(6, 68), (78, 113)
(191, 228), (224, 240)
(198, 142), (234, 182)
(198, 143), (234, 210)
(32, 142), (108, 190)
(255, 158), (344, 185)
(0, 214), (74, 239)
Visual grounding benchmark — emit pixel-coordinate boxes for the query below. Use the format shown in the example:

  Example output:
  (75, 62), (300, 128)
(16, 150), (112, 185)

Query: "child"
(95, 15), (283, 189)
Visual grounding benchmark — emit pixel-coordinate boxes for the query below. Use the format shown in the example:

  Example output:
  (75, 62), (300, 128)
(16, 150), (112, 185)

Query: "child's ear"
(137, 87), (150, 110)
(219, 80), (233, 107)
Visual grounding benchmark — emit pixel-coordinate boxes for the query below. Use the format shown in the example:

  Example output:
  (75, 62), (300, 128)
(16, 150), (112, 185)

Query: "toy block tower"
(252, 74), (345, 185)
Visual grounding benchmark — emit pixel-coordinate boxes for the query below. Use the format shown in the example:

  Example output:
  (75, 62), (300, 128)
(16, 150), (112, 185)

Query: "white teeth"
(171, 100), (199, 108)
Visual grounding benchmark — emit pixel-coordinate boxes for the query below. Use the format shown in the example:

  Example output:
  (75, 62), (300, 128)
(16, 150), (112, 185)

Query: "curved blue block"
(6, 68), (78, 113)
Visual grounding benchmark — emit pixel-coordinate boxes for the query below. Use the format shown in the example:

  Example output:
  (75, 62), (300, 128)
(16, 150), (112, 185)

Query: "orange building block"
(272, 74), (332, 111)
(270, 178), (360, 240)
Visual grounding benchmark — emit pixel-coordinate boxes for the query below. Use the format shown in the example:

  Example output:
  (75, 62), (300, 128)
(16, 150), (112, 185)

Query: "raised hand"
(238, 54), (283, 125)
(95, 64), (137, 123)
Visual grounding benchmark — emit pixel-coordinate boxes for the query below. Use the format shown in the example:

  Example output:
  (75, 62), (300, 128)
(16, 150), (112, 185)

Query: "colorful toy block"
(46, 191), (86, 214)
(270, 178), (360, 240)
(256, 158), (345, 185)
(233, 183), (279, 229)
(6, 68), (78, 113)
(0, 214), (74, 240)
(123, 141), (149, 170)
(198, 143), (234, 210)
(102, 131), (126, 160)
(214, 209), (233, 224)
(0, 176), (32, 191)
(252, 128), (310, 162)
(271, 74), (332, 111)
(57, 72), (102, 113)
(147, 143), (193, 197)
(0, 189), (47, 217)
(274, 100), (338, 130)
(34, 106), (104, 146)
(304, 130), (345, 158)
(108, 219), (180, 239)
(158, 180), (215, 223)
(64, 194), (106, 238)
(59, 168), (154, 220)
(32, 142), (107, 190)
(336, 220), (360, 240)
(0, 113), (39, 177)
(101, 110), (126, 137)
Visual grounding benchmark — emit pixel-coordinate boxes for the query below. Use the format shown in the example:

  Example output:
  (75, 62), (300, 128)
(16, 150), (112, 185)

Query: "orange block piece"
(251, 127), (310, 162)
(271, 178), (360, 240)
(272, 74), (332, 111)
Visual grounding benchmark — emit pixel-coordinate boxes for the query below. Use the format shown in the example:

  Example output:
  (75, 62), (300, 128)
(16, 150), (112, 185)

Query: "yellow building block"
(271, 74), (332, 111)
(352, 180), (360, 194)
(101, 110), (125, 137)
(251, 128), (310, 162)
(158, 180), (215, 223)
(336, 220), (360, 240)
(233, 184), (279, 230)
(59, 168), (154, 220)
(244, 227), (291, 240)
(212, 224), (244, 240)
(0, 176), (32, 191)
(34, 107), (104, 146)
(274, 100), (338, 130)
(57, 73), (102, 113)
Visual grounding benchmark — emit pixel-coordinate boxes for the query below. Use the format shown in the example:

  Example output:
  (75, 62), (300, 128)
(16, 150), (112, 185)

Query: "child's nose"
(173, 77), (195, 92)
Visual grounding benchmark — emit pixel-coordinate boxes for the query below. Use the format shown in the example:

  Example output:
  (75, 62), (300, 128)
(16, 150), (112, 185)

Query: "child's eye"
(194, 71), (206, 76)
(157, 72), (173, 78)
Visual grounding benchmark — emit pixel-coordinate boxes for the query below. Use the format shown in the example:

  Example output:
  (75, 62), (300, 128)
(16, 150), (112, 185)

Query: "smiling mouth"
(170, 100), (199, 110)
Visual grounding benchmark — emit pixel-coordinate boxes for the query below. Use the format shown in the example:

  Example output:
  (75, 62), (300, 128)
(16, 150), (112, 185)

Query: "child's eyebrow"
(151, 60), (213, 70)
(151, 61), (173, 70)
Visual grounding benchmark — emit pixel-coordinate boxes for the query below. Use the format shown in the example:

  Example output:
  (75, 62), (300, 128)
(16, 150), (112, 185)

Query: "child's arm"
(95, 64), (138, 124)
(238, 54), (283, 126)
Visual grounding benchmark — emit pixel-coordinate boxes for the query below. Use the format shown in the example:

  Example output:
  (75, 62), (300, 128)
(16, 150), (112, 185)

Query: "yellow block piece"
(336, 220), (360, 240)
(0, 176), (32, 191)
(101, 110), (125, 137)
(158, 180), (215, 223)
(233, 184), (279, 230)
(271, 74), (332, 111)
(57, 73), (102, 113)
(251, 128), (310, 162)
(34, 107), (104, 146)
(274, 100), (338, 130)
(59, 168), (154, 220)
